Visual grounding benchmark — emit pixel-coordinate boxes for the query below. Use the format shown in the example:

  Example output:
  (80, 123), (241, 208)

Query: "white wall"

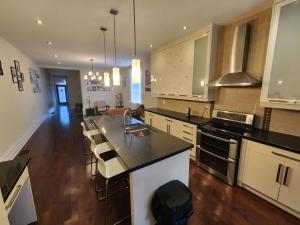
(80, 59), (157, 114)
(80, 67), (131, 113)
(0, 37), (50, 160)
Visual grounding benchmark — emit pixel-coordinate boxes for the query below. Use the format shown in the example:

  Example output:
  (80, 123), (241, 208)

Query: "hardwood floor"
(20, 106), (300, 225)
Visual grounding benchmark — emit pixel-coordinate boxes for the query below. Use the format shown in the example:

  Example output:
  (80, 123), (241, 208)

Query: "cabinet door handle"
(269, 99), (289, 103)
(272, 151), (300, 163)
(5, 185), (22, 210)
(283, 166), (290, 187)
(276, 164), (284, 184)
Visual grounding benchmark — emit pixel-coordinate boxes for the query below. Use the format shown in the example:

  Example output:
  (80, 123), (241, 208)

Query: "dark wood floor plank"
(19, 107), (299, 225)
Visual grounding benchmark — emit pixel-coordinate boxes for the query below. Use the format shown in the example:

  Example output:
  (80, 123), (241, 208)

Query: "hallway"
(20, 107), (300, 225)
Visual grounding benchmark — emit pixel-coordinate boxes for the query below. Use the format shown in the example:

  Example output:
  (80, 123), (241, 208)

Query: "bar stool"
(80, 122), (99, 155)
(89, 137), (113, 177)
(94, 151), (129, 225)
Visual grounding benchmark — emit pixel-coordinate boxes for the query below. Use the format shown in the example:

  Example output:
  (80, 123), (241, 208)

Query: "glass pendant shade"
(112, 67), (120, 86)
(104, 72), (110, 87)
(98, 75), (102, 81)
(84, 75), (88, 80)
(131, 58), (141, 84)
(88, 71), (93, 76)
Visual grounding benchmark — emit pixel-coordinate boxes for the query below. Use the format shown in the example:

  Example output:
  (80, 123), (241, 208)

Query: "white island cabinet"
(145, 111), (197, 159)
(151, 24), (218, 102)
(238, 139), (300, 217)
(260, 0), (300, 110)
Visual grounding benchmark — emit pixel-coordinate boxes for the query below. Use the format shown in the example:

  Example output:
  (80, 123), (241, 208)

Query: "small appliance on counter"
(196, 109), (255, 185)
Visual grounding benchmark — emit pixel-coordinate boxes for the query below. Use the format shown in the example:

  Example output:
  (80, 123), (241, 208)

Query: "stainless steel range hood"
(209, 23), (261, 87)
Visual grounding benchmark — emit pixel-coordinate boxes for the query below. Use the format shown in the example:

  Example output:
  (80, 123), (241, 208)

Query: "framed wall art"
(145, 69), (151, 92)
(18, 80), (24, 91)
(10, 66), (18, 83)
(0, 61), (3, 75)
(14, 60), (21, 75)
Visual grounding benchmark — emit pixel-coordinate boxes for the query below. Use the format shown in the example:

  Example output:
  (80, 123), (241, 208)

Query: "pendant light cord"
(133, 0), (137, 57)
(91, 59), (94, 73)
(102, 30), (107, 70)
(113, 15), (117, 67)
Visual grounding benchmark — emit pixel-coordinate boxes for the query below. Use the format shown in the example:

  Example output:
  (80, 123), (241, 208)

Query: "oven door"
(197, 130), (238, 159)
(196, 145), (236, 185)
(196, 129), (238, 185)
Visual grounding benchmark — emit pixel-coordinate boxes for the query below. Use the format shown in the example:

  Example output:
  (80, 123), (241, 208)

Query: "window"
(131, 82), (141, 103)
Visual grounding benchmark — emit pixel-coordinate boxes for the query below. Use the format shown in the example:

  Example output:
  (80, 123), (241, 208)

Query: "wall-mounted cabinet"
(260, 0), (300, 110)
(151, 24), (218, 102)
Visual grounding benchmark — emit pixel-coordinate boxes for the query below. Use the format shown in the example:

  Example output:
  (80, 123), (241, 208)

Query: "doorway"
(56, 85), (68, 105)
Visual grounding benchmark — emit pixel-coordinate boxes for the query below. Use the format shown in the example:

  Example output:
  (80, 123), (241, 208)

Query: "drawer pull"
(272, 151), (300, 162)
(179, 94), (187, 97)
(5, 185), (22, 210)
(183, 124), (193, 129)
(182, 130), (193, 135)
(182, 137), (193, 142)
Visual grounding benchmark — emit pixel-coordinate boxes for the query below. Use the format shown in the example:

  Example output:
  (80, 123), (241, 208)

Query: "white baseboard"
(0, 114), (49, 162)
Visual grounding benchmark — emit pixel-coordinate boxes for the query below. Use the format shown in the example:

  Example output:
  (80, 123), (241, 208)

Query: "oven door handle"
(197, 145), (235, 163)
(198, 130), (237, 144)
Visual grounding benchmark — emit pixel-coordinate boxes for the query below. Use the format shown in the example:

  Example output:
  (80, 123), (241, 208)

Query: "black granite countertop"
(92, 115), (193, 172)
(0, 157), (30, 202)
(243, 129), (300, 154)
(145, 108), (210, 126)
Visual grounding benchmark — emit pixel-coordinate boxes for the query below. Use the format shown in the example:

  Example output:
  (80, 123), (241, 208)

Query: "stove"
(196, 109), (255, 185)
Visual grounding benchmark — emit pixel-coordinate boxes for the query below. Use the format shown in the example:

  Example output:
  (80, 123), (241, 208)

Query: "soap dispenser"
(185, 107), (191, 119)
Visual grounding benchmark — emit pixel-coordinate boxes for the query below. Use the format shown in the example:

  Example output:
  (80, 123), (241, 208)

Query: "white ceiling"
(0, 0), (272, 69)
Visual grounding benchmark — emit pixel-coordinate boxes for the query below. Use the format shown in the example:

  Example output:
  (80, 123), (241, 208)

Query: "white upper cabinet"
(151, 24), (218, 102)
(261, 0), (300, 110)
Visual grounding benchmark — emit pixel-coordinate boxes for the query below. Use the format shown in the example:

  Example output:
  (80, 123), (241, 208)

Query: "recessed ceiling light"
(36, 19), (43, 25)
(54, 54), (58, 58)
(47, 41), (52, 45)
(183, 26), (187, 30)
(57, 62), (61, 65)
(150, 44), (153, 48)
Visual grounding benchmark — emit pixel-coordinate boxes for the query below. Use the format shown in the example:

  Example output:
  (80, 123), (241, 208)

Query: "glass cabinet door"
(267, 0), (300, 101)
(192, 34), (208, 96)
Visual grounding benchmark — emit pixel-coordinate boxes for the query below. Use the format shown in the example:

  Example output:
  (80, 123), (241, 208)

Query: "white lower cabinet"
(277, 160), (300, 213)
(145, 112), (197, 159)
(242, 145), (283, 200)
(239, 139), (300, 216)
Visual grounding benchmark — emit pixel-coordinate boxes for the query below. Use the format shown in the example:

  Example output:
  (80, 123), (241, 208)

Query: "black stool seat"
(151, 180), (193, 225)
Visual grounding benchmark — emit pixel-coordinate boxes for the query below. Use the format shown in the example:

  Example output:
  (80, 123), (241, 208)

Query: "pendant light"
(84, 59), (99, 81)
(131, 0), (141, 84)
(110, 9), (120, 86)
(101, 27), (110, 87)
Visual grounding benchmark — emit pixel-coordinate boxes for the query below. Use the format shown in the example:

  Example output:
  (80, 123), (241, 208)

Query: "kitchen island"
(91, 115), (193, 225)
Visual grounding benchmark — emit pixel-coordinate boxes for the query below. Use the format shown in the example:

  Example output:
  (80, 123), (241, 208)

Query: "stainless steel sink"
(127, 124), (151, 137)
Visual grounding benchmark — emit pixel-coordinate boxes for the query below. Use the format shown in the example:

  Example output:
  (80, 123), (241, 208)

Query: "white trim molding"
(0, 114), (50, 162)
